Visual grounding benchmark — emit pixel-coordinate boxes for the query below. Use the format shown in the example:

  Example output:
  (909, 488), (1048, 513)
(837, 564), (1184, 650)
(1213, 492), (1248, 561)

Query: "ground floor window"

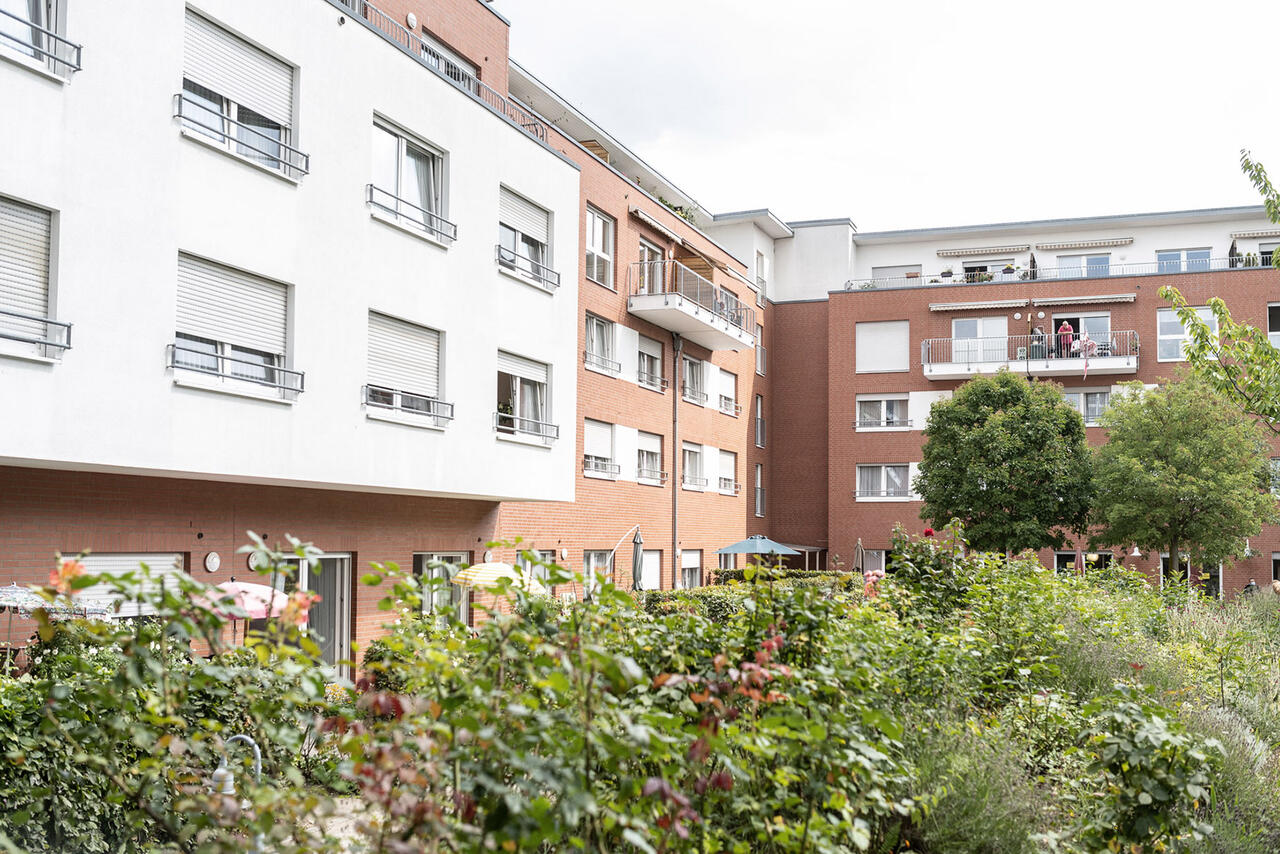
(414, 552), (471, 627)
(680, 549), (702, 589)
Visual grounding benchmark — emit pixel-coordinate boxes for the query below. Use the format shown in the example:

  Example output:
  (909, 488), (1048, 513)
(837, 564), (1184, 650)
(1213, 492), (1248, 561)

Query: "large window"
(498, 187), (556, 290)
(0, 195), (68, 357)
(1157, 306), (1216, 362)
(680, 549), (702, 590)
(584, 313), (619, 373)
(496, 351), (556, 442)
(639, 550), (662, 591)
(583, 419), (618, 479)
(365, 311), (449, 426)
(855, 320), (909, 373)
(1057, 253), (1110, 278)
(638, 334), (665, 390)
(856, 464), (910, 500)
(414, 552), (471, 627)
(179, 11), (305, 176)
(1060, 389), (1110, 426)
(682, 442), (705, 489)
(637, 431), (665, 484)
(369, 122), (452, 242)
(75, 553), (184, 618)
(856, 396), (909, 429)
(682, 356), (706, 405)
(583, 550), (613, 597)
(718, 450), (738, 495)
(172, 254), (299, 397)
(636, 239), (665, 294)
(1156, 248), (1211, 274)
(1, 0), (76, 74)
(585, 206), (615, 287)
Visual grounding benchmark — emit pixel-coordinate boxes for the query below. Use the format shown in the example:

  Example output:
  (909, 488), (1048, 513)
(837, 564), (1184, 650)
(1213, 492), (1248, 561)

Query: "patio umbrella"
(452, 562), (547, 595)
(715, 535), (800, 556)
(194, 580), (293, 645)
(1, 583), (111, 668)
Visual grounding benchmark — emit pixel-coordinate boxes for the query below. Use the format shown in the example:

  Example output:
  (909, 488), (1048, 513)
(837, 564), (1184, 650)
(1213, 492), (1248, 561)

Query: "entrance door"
(281, 554), (352, 669)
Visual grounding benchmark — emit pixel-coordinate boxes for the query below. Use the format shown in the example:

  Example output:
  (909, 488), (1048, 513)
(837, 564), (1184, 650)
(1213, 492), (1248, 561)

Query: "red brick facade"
(370, 0), (511, 95)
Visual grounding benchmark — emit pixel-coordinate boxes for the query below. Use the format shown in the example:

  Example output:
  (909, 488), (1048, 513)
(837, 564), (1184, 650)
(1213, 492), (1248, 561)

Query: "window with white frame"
(180, 11), (305, 176)
(496, 351), (556, 441)
(637, 334), (665, 390)
(583, 418), (618, 479)
(584, 313), (619, 373)
(682, 442), (705, 489)
(1056, 253), (1110, 278)
(856, 395), (909, 429)
(585, 206), (614, 287)
(414, 552), (471, 626)
(861, 549), (886, 576)
(680, 549), (702, 589)
(365, 311), (450, 425)
(0, 195), (68, 357)
(1060, 389), (1110, 425)
(1, 0), (75, 75)
(583, 550), (613, 597)
(755, 323), (766, 374)
(1157, 306), (1216, 361)
(719, 552), (736, 573)
(718, 450), (737, 495)
(755, 251), (768, 306)
(637, 431), (665, 483)
(755, 464), (765, 517)
(1156, 248), (1211, 274)
(1270, 458), (1280, 497)
(515, 549), (556, 589)
(855, 320), (910, 373)
(856, 464), (910, 499)
(682, 356), (706, 404)
(369, 122), (452, 242)
(172, 254), (299, 397)
(498, 187), (556, 289)
(755, 395), (766, 447)
(1262, 243), (1277, 268)
(718, 370), (739, 416)
(1268, 304), (1280, 349)
(636, 239), (665, 294)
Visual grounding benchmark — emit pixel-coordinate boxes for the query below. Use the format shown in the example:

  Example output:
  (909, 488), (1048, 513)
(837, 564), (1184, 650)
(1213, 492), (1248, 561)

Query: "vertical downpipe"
(671, 333), (683, 590)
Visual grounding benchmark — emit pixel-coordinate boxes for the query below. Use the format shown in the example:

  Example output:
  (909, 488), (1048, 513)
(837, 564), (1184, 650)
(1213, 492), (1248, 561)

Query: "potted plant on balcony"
(940, 267), (954, 279)
(1002, 264), (1016, 275)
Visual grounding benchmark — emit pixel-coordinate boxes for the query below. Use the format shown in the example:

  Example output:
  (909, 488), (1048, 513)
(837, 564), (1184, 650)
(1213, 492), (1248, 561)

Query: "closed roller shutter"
(0, 196), (51, 341)
(681, 550), (701, 570)
(497, 350), (547, 383)
(638, 334), (661, 359)
(368, 312), (441, 397)
(583, 419), (611, 458)
(177, 254), (288, 354)
(498, 187), (549, 244)
(719, 450), (736, 481)
(184, 10), (294, 126)
(79, 553), (184, 618)
(718, 370), (736, 400)
(637, 431), (661, 454)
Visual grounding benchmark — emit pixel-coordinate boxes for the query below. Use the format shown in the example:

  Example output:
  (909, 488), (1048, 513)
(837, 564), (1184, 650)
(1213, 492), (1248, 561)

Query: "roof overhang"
(710, 209), (795, 239)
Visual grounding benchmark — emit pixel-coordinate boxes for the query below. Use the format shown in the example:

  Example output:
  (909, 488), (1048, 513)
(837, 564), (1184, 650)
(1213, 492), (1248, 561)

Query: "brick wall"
(365, 0), (510, 95)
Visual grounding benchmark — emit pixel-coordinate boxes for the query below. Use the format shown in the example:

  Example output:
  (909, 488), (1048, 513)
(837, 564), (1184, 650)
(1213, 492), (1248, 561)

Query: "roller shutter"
(583, 419), (612, 458)
(78, 553), (184, 618)
(184, 10), (294, 126)
(368, 312), (441, 397)
(177, 254), (288, 354)
(0, 196), (51, 341)
(497, 350), (547, 383)
(498, 187), (549, 244)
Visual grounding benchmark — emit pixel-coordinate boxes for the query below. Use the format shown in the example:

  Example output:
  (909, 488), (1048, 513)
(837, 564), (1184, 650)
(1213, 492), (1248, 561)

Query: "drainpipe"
(671, 332), (683, 590)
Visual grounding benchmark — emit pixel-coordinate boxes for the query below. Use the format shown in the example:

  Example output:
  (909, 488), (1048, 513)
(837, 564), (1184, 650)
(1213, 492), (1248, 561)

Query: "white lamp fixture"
(406, 12), (418, 29)
(1130, 546), (1142, 558)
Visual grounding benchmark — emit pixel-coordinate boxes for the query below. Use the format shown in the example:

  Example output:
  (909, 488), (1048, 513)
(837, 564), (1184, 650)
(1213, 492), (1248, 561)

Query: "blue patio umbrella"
(716, 536), (800, 556)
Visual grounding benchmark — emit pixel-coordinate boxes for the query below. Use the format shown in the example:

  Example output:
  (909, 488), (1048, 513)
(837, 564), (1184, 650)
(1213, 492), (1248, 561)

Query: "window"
(75, 553), (183, 618)
(682, 356), (706, 405)
(1060, 389), (1110, 425)
(583, 550), (613, 597)
(755, 323), (766, 375)
(680, 549), (702, 589)
(718, 450), (738, 495)
(1272, 552), (1280, 583)
(1268, 304), (1280, 349)
(583, 419), (618, 479)
(498, 187), (557, 290)
(755, 395), (766, 447)
(682, 442), (705, 489)
(1, 0), (76, 75)
(856, 464), (910, 499)
(1157, 306), (1216, 362)
(496, 351), (556, 442)
(1270, 458), (1280, 497)
(856, 396), (909, 429)
(365, 312), (450, 425)
(0, 195), (68, 357)
(1262, 243), (1277, 268)
(584, 314), (619, 373)
(718, 370), (739, 416)
(755, 251), (768, 306)
(719, 552), (737, 573)
(855, 320), (910, 373)
(516, 549), (556, 590)
(172, 254), (299, 397)
(636, 239), (665, 294)
(950, 316), (1007, 362)
(639, 550), (662, 591)
(637, 334), (666, 390)
(637, 431), (665, 484)
(179, 11), (305, 177)
(862, 550), (886, 576)
(585, 206), (615, 287)
(755, 464), (765, 517)
(1057, 254), (1110, 278)
(414, 552), (471, 626)
(1156, 248), (1211, 274)
(369, 122), (452, 242)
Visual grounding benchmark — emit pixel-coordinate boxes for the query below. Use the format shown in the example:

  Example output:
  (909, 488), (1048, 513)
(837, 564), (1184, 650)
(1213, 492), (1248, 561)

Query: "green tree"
(1090, 378), (1277, 576)
(915, 370), (1093, 553)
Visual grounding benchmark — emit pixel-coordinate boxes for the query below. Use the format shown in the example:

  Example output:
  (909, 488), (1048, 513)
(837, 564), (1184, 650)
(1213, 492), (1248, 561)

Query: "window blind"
(719, 450), (736, 480)
(78, 553), (183, 618)
(184, 10), (294, 126)
(681, 550), (701, 570)
(177, 254), (288, 354)
(0, 196), (51, 341)
(855, 320), (910, 373)
(367, 312), (441, 397)
(497, 350), (548, 383)
(638, 335), (662, 360)
(637, 431), (661, 454)
(718, 370), (736, 400)
(498, 187), (549, 244)
(583, 419), (612, 458)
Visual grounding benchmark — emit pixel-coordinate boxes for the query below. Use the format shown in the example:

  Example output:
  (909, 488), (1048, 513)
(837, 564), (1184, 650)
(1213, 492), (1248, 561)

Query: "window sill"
(584, 470), (617, 481)
(495, 430), (555, 449)
(588, 276), (616, 291)
(854, 496), (916, 503)
(681, 483), (706, 493)
(855, 426), (912, 433)
(369, 208), (452, 251)
(172, 371), (297, 405)
(0, 49), (67, 84)
(718, 489), (739, 497)
(584, 362), (620, 379)
(497, 263), (557, 294)
(365, 408), (447, 431)
(179, 128), (302, 186)
(682, 397), (706, 407)
(639, 381), (667, 394)
(638, 477), (666, 488)
(0, 340), (61, 365)
(719, 409), (739, 419)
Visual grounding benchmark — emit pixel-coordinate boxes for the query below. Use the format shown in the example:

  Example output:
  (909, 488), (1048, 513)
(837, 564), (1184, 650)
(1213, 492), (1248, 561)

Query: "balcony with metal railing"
(718, 477), (741, 496)
(718, 395), (742, 417)
(496, 245), (559, 291)
(627, 260), (756, 351)
(363, 384), (454, 427)
(493, 411), (559, 444)
(637, 467), (669, 484)
(638, 369), (668, 391)
(0, 7), (81, 76)
(174, 93), (311, 178)
(921, 330), (1139, 381)
(0, 307), (71, 358)
(584, 349), (621, 374)
(167, 343), (304, 400)
(366, 185), (457, 243)
(584, 455), (621, 479)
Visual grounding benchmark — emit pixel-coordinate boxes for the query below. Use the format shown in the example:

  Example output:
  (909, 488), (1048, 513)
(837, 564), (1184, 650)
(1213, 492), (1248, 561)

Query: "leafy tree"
(915, 370), (1093, 553)
(1090, 378), (1278, 574)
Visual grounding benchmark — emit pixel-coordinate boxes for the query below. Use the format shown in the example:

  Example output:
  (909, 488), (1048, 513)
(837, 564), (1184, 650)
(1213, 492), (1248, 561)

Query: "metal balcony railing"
(174, 93), (311, 177)
(638, 369), (668, 391)
(718, 395), (742, 417)
(921, 330), (1139, 366)
(496, 245), (559, 291)
(366, 185), (457, 243)
(493, 411), (559, 442)
(167, 343), (304, 396)
(718, 477), (740, 495)
(682, 474), (709, 489)
(855, 418), (913, 429)
(628, 259), (755, 333)
(0, 7), (81, 74)
(637, 467), (669, 484)
(0, 307), (72, 353)
(847, 256), (1275, 291)
(583, 456), (621, 478)
(364, 384), (453, 424)
(682, 384), (708, 405)
(856, 487), (913, 499)
(337, 0), (549, 144)
(584, 350), (621, 373)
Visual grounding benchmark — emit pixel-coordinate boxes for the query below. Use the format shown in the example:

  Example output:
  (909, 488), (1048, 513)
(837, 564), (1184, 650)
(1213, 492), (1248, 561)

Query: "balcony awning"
(936, 244), (1030, 257)
(1230, 229), (1280, 239)
(629, 206), (683, 245)
(929, 298), (1028, 312)
(1035, 237), (1133, 250)
(1031, 293), (1136, 306)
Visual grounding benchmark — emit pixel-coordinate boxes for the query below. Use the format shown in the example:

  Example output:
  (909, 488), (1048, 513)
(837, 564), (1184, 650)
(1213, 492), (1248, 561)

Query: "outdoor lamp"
(1130, 546), (1142, 558)
(208, 734), (265, 852)
(210, 759), (236, 795)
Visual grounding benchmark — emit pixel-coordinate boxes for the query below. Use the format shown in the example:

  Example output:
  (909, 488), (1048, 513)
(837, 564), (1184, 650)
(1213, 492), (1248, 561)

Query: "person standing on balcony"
(1056, 319), (1074, 358)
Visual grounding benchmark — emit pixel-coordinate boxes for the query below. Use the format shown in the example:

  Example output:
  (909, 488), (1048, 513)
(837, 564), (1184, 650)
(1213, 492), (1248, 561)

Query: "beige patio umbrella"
(451, 562), (548, 595)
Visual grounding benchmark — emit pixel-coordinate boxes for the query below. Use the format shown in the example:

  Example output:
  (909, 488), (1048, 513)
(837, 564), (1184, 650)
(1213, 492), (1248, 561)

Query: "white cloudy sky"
(492, 0), (1280, 232)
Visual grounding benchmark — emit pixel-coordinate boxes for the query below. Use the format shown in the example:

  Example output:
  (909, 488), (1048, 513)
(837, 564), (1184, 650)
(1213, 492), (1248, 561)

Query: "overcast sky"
(492, 0), (1280, 232)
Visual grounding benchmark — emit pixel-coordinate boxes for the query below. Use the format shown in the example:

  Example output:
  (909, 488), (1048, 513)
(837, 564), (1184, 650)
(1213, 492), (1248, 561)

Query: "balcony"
(0, 7), (82, 76)
(638, 369), (668, 391)
(366, 185), (457, 244)
(496, 245), (559, 292)
(167, 343), (304, 400)
(921, 330), (1139, 381)
(174, 93), (311, 178)
(718, 395), (742, 417)
(0, 307), (71, 358)
(363, 384), (453, 428)
(584, 349), (621, 374)
(847, 256), (1273, 291)
(584, 455), (621, 479)
(493, 411), (559, 445)
(627, 260), (755, 351)
(718, 477), (741, 496)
